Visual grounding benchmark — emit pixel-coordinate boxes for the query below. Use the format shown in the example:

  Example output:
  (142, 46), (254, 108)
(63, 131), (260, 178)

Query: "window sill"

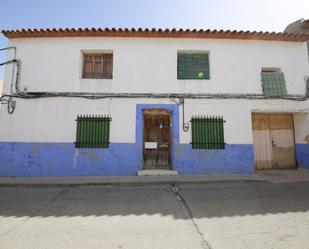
(177, 78), (210, 81)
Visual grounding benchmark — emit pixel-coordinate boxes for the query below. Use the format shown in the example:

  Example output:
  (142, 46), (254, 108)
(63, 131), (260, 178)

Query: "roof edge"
(2, 28), (309, 42)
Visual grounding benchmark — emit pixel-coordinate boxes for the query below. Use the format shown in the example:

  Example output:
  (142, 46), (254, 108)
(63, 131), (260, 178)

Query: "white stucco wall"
(1, 36), (309, 144)
(0, 97), (308, 144)
(0, 80), (3, 97)
(3, 37), (309, 94)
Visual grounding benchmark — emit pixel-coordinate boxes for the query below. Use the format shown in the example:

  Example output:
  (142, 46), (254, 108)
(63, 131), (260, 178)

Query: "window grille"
(75, 115), (111, 148)
(191, 116), (225, 149)
(261, 71), (287, 96)
(177, 52), (210, 79)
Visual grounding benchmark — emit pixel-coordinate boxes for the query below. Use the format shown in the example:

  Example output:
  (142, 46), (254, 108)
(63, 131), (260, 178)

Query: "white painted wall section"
(4, 37), (309, 95)
(0, 97), (308, 144)
(0, 80), (3, 97)
(294, 112), (309, 144)
(1, 36), (309, 145)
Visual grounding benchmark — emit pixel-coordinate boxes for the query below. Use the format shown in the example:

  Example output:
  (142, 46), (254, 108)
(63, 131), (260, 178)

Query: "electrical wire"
(0, 47), (15, 52)
(1, 59), (309, 101)
(0, 54), (309, 116)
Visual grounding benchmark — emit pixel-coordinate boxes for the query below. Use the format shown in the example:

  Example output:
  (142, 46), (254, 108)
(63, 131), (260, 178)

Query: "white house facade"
(0, 80), (3, 98)
(0, 28), (308, 176)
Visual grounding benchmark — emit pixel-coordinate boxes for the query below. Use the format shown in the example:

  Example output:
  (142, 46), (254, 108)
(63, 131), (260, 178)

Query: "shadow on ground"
(0, 181), (309, 219)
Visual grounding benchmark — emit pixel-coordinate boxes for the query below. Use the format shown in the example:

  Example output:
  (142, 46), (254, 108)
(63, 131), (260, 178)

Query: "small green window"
(75, 115), (111, 148)
(261, 69), (287, 96)
(191, 116), (225, 149)
(177, 52), (210, 80)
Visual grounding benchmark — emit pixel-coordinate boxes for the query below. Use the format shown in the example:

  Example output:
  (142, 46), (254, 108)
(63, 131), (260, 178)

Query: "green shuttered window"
(75, 115), (111, 148)
(177, 52), (210, 80)
(261, 71), (287, 96)
(191, 116), (225, 149)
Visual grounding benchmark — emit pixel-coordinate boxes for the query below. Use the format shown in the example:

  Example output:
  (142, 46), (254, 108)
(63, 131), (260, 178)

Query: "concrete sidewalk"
(0, 173), (264, 187)
(0, 169), (308, 186)
(256, 168), (309, 183)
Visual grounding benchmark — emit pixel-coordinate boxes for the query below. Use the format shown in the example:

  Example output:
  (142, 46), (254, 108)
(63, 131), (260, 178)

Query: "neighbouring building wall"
(0, 37), (308, 176)
(285, 18), (309, 62)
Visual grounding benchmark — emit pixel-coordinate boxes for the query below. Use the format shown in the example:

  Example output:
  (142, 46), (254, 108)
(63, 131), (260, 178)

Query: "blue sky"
(1, 0), (308, 79)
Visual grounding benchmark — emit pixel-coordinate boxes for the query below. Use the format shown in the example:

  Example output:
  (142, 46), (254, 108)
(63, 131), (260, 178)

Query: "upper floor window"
(82, 53), (113, 79)
(177, 51), (210, 80)
(261, 68), (287, 96)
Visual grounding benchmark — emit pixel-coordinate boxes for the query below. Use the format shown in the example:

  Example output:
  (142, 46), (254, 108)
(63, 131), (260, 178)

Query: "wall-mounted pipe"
(0, 59), (19, 114)
(179, 98), (189, 132)
(0, 47), (17, 94)
(305, 76), (309, 97)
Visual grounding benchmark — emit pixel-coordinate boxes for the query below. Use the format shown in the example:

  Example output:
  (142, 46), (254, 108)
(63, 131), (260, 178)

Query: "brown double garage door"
(252, 113), (297, 170)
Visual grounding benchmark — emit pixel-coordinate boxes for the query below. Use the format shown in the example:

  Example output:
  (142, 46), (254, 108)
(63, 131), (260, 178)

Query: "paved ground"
(256, 169), (309, 184)
(1, 169), (309, 186)
(0, 181), (309, 249)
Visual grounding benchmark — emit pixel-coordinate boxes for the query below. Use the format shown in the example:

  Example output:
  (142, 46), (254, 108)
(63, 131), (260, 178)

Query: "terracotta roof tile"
(1, 27), (309, 42)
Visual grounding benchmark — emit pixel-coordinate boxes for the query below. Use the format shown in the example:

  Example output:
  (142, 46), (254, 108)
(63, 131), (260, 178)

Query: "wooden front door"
(143, 109), (171, 169)
(252, 113), (297, 170)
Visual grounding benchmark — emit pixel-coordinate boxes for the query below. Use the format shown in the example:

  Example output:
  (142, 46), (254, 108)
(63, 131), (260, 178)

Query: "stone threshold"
(137, 169), (178, 176)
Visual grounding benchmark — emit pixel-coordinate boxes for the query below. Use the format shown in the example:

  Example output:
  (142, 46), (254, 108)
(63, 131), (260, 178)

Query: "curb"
(0, 179), (267, 187)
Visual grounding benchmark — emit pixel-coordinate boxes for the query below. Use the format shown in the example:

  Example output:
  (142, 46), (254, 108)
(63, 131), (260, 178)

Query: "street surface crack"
(0, 187), (70, 238)
(171, 184), (213, 249)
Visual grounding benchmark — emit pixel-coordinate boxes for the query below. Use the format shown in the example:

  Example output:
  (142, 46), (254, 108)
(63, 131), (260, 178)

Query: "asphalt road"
(0, 181), (309, 249)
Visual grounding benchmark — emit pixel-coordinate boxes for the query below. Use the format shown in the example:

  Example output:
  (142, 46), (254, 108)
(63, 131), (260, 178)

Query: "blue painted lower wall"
(0, 143), (141, 176)
(0, 142), (255, 176)
(174, 144), (255, 174)
(0, 142), (307, 176)
(296, 144), (309, 169)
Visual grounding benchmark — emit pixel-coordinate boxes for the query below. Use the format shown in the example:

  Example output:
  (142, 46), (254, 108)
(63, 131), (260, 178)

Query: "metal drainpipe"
(180, 98), (189, 132)
(305, 76), (309, 97)
(0, 46), (17, 94)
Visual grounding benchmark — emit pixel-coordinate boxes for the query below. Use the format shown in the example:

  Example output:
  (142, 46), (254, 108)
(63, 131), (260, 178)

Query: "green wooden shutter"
(75, 115), (111, 148)
(177, 52), (210, 79)
(261, 72), (287, 96)
(191, 116), (225, 149)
